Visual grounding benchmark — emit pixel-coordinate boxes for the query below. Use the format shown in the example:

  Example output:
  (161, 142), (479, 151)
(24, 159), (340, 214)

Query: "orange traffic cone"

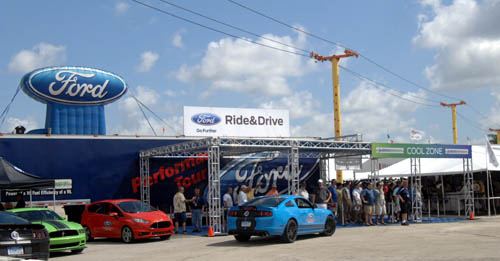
(207, 226), (214, 237)
(469, 211), (475, 220)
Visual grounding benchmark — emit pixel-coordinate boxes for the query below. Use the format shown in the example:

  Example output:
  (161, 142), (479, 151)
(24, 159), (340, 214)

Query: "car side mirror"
(109, 212), (119, 218)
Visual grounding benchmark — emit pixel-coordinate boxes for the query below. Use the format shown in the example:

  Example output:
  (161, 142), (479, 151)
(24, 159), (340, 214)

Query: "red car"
(81, 199), (173, 243)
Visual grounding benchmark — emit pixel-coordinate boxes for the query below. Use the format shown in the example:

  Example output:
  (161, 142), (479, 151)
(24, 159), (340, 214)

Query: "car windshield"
(0, 212), (30, 225)
(118, 201), (156, 213)
(15, 210), (63, 222)
(242, 197), (285, 207)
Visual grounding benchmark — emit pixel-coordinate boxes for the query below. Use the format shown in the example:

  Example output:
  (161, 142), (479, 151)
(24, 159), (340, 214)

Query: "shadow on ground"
(207, 234), (320, 247)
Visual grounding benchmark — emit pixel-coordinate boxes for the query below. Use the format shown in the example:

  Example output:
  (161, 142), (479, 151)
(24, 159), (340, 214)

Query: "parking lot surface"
(52, 217), (500, 261)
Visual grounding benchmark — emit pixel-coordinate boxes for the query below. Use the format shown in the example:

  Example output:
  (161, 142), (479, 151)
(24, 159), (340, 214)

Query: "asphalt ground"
(51, 216), (500, 261)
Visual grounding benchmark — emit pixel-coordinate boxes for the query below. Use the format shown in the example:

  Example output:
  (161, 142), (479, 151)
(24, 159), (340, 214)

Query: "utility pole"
(311, 49), (359, 183)
(489, 128), (500, 144)
(440, 101), (466, 144)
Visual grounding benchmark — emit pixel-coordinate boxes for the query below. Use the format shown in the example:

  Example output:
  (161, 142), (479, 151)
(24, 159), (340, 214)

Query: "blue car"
(227, 195), (336, 243)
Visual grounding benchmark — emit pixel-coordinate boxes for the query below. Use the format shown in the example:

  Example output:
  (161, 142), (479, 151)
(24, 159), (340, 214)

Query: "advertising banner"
(371, 143), (472, 159)
(183, 106), (290, 137)
(335, 156), (362, 170)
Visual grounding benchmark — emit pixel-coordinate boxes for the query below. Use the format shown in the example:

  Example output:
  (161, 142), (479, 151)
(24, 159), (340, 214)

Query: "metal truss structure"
(410, 158), (422, 222)
(139, 136), (371, 235)
(463, 158), (474, 218)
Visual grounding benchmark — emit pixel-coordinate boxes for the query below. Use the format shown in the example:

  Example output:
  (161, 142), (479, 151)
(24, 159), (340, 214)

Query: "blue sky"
(0, 0), (498, 143)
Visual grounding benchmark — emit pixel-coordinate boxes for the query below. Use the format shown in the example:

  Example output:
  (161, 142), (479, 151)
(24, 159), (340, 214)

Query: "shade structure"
(0, 157), (55, 189)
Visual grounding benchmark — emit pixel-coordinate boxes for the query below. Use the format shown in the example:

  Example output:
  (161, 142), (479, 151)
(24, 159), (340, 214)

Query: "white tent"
(356, 145), (500, 178)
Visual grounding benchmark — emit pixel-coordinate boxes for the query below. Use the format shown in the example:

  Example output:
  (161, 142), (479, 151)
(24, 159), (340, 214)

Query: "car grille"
(150, 221), (171, 229)
(49, 230), (78, 238)
(50, 242), (80, 249)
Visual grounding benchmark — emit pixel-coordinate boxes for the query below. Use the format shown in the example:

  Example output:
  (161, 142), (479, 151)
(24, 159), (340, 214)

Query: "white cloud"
(175, 31), (315, 97)
(8, 43), (66, 73)
(291, 82), (427, 141)
(260, 91), (318, 119)
(172, 31), (184, 48)
(341, 82), (425, 141)
(115, 2), (129, 15)
(481, 88), (500, 129)
(1, 117), (39, 133)
(136, 51), (159, 72)
(415, 0), (500, 90)
(116, 86), (181, 135)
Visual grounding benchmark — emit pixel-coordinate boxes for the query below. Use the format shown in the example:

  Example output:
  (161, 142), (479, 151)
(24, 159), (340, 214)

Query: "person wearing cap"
(238, 185), (248, 206)
(312, 179), (331, 209)
(266, 183), (279, 196)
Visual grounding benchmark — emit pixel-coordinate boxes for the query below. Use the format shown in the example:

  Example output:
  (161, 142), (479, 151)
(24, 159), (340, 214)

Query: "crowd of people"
(298, 178), (413, 226)
(171, 178), (415, 233)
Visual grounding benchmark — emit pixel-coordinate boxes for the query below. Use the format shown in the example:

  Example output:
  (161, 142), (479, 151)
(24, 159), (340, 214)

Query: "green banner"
(371, 143), (472, 159)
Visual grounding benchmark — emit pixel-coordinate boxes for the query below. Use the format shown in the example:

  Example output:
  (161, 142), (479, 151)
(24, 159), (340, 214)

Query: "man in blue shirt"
(398, 179), (411, 226)
(190, 187), (205, 233)
(328, 179), (338, 215)
(361, 183), (376, 225)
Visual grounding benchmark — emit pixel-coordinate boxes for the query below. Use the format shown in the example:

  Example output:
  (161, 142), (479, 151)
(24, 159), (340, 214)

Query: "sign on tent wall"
(371, 143), (472, 159)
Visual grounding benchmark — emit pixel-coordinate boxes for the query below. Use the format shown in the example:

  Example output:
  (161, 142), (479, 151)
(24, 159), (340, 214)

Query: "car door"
(105, 203), (124, 238)
(85, 203), (105, 237)
(92, 203), (111, 237)
(294, 198), (315, 234)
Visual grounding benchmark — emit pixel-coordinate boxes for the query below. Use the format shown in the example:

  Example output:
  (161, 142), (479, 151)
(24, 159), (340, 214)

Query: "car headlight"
(78, 229), (85, 234)
(133, 218), (149, 224)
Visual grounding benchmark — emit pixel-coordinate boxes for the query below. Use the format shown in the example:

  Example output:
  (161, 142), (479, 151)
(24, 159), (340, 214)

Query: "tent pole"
(441, 175), (446, 215)
(487, 170), (491, 216)
(485, 145), (491, 216)
(53, 188), (56, 211)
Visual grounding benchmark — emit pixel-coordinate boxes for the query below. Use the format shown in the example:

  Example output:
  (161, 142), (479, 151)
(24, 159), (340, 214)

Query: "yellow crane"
(440, 101), (466, 144)
(489, 128), (500, 144)
(310, 49), (358, 183)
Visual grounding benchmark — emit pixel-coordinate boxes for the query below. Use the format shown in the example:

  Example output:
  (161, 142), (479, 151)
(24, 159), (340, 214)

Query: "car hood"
(125, 211), (170, 222)
(35, 220), (83, 232)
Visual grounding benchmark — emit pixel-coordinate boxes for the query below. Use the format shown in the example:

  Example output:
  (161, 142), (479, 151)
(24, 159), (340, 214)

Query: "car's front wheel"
(121, 226), (134, 243)
(84, 226), (93, 242)
(71, 249), (84, 254)
(281, 219), (298, 243)
(160, 235), (171, 240)
(321, 216), (336, 236)
(234, 234), (251, 242)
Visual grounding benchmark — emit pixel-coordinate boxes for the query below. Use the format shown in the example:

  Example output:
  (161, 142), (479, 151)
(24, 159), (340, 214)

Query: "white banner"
(183, 106), (290, 137)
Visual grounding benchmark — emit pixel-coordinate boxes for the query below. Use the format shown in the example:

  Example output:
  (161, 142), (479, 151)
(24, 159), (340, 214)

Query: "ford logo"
(20, 66), (127, 105)
(10, 231), (20, 240)
(191, 113), (221, 126)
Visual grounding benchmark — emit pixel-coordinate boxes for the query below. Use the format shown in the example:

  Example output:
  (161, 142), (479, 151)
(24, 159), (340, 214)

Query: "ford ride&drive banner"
(183, 106), (290, 137)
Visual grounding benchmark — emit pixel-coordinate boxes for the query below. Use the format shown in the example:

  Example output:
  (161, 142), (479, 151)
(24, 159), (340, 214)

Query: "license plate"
(7, 246), (24, 255)
(241, 221), (251, 228)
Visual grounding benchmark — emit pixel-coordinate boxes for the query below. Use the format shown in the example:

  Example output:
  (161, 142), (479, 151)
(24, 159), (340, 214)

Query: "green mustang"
(8, 208), (86, 254)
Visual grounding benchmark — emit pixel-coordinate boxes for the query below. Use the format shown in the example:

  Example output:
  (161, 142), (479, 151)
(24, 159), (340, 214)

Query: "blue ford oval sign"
(20, 66), (127, 105)
(191, 113), (221, 126)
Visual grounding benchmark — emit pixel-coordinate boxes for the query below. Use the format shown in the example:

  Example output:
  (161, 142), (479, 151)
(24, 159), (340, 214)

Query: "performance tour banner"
(130, 151), (319, 211)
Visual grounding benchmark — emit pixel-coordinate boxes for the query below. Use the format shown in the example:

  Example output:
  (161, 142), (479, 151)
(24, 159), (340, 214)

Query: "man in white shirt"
(223, 187), (234, 209)
(222, 187), (234, 232)
(298, 183), (309, 200)
(238, 185), (248, 205)
(173, 186), (189, 234)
